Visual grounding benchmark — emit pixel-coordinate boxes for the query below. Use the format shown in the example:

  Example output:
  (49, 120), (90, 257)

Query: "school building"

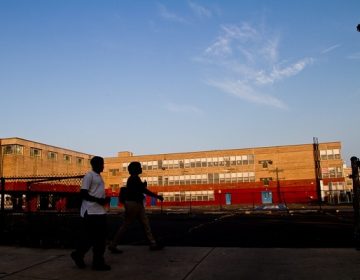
(104, 140), (346, 206)
(0, 137), (347, 208)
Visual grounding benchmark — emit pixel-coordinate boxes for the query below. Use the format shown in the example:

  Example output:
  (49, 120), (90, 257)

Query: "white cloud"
(255, 58), (314, 85)
(166, 102), (203, 114)
(158, 4), (188, 24)
(207, 79), (287, 109)
(199, 22), (313, 109)
(347, 52), (360, 59)
(189, 1), (212, 18)
(321, 44), (341, 54)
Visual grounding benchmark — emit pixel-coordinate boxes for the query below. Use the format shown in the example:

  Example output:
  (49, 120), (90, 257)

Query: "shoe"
(108, 246), (123, 254)
(149, 243), (164, 251)
(92, 263), (111, 271)
(71, 251), (86, 269)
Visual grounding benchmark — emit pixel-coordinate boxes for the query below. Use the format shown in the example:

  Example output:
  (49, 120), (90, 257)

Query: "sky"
(0, 0), (359, 165)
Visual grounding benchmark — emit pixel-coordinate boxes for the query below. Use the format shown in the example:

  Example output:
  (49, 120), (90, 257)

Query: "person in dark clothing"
(108, 161), (164, 253)
(70, 156), (111, 271)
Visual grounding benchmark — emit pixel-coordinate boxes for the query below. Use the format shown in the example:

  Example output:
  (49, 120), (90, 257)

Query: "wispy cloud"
(347, 52), (360, 60)
(189, 1), (212, 18)
(199, 23), (313, 109)
(166, 102), (203, 114)
(207, 79), (287, 109)
(158, 4), (188, 24)
(255, 58), (314, 85)
(321, 44), (341, 54)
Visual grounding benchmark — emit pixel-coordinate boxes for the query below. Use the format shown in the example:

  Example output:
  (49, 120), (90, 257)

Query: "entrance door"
(225, 193), (232, 205)
(261, 191), (272, 204)
(150, 196), (157, 206)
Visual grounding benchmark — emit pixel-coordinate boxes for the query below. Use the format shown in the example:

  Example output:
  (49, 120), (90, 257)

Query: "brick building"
(0, 137), (347, 207)
(103, 141), (346, 206)
(0, 137), (93, 177)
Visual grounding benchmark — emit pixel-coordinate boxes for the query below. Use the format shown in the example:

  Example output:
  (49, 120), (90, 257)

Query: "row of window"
(320, 149), (341, 160)
(121, 172), (256, 186)
(2, 144), (86, 165)
(322, 182), (345, 191)
(121, 155), (256, 171)
(118, 150), (341, 173)
(321, 167), (343, 178)
(158, 191), (215, 202)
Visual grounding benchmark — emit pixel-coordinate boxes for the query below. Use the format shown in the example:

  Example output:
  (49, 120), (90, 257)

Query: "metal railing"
(0, 175), (84, 213)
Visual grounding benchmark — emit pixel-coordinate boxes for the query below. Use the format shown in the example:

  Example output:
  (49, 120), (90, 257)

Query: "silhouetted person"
(108, 161), (164, 253)
(71, 156), (111, 271)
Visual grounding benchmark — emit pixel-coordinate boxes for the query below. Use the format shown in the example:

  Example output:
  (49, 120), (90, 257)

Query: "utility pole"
(351, 156), (360, 249)
(0, 139), (3, 213)
(313, 137), (322, 208)
(270, 167), (284, 204)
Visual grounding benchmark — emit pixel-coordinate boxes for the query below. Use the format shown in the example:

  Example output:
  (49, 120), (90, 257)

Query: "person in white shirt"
(71, 156), (111, 271)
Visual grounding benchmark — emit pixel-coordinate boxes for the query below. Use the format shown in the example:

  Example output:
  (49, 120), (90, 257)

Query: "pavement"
(1, 245), (360, 280)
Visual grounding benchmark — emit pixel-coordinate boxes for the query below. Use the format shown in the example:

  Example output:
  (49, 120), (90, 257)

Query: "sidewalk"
(1, 245), (360, 280)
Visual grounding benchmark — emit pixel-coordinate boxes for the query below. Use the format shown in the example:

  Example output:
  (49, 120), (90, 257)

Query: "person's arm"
(143, 188), (164, 201)
(80, 189), (107, 205)
(81, 173), (108, 205)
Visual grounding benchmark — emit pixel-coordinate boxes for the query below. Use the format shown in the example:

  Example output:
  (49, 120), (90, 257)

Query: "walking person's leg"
(91, 214), (110, 270)
(138, 204), (163, 250)
(71, 213), (93, 268)
(108, 201), (138, 253)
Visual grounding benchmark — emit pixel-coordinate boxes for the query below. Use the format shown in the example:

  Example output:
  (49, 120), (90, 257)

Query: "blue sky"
(0, 0), (359, 164)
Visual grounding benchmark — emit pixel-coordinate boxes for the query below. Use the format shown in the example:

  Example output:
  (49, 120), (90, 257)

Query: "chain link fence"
(0, 175), (84, 213)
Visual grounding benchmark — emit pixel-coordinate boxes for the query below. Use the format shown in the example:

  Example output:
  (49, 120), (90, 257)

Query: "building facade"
(0, 137), (93, 177)
(103, 141), (346, 206)
(0, 137), (347, 208)
(0, 137), (94, 211)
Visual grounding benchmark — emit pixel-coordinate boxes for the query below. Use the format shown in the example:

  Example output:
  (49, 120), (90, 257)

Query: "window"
(327, 149), (334, 160)
(30, 147), (42, 158)
(77, 157), (84, 165)
(142, 162), (148, 170)
(334, 149), (341, 159)
(236, 156), (242, 165)
(242, 155), (249, 165)
(259, 160), (273, 168)
(320, 149), (342, 160)
(109, 184), (120, 192)
(48, 151), (58, 160)
(224, 157), (230, 166)
(248, 155), (255, 164)
(260, 177), (272, 186)
(219, 157), (225, 166)
(320, 150), (327, 160)
(109, 168), (119, 176)
(63, 154), (72, 163)
(3, 144), (24, 155)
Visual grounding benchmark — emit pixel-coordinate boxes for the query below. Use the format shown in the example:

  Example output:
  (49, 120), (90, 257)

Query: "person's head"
(90, 156), (104, 174)
(128, 161), (142, 175)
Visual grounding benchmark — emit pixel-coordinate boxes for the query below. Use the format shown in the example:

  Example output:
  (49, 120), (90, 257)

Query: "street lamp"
(218, 190), (222, 210)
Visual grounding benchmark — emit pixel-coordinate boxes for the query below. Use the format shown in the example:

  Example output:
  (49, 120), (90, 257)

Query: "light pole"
(218, 190), (222, 210)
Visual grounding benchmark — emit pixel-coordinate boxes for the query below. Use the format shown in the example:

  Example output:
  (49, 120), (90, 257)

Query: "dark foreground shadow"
(0, 211), (355, 248)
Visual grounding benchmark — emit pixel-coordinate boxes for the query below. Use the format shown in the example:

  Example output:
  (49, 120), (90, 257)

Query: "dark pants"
(75, 213), (107, 265)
